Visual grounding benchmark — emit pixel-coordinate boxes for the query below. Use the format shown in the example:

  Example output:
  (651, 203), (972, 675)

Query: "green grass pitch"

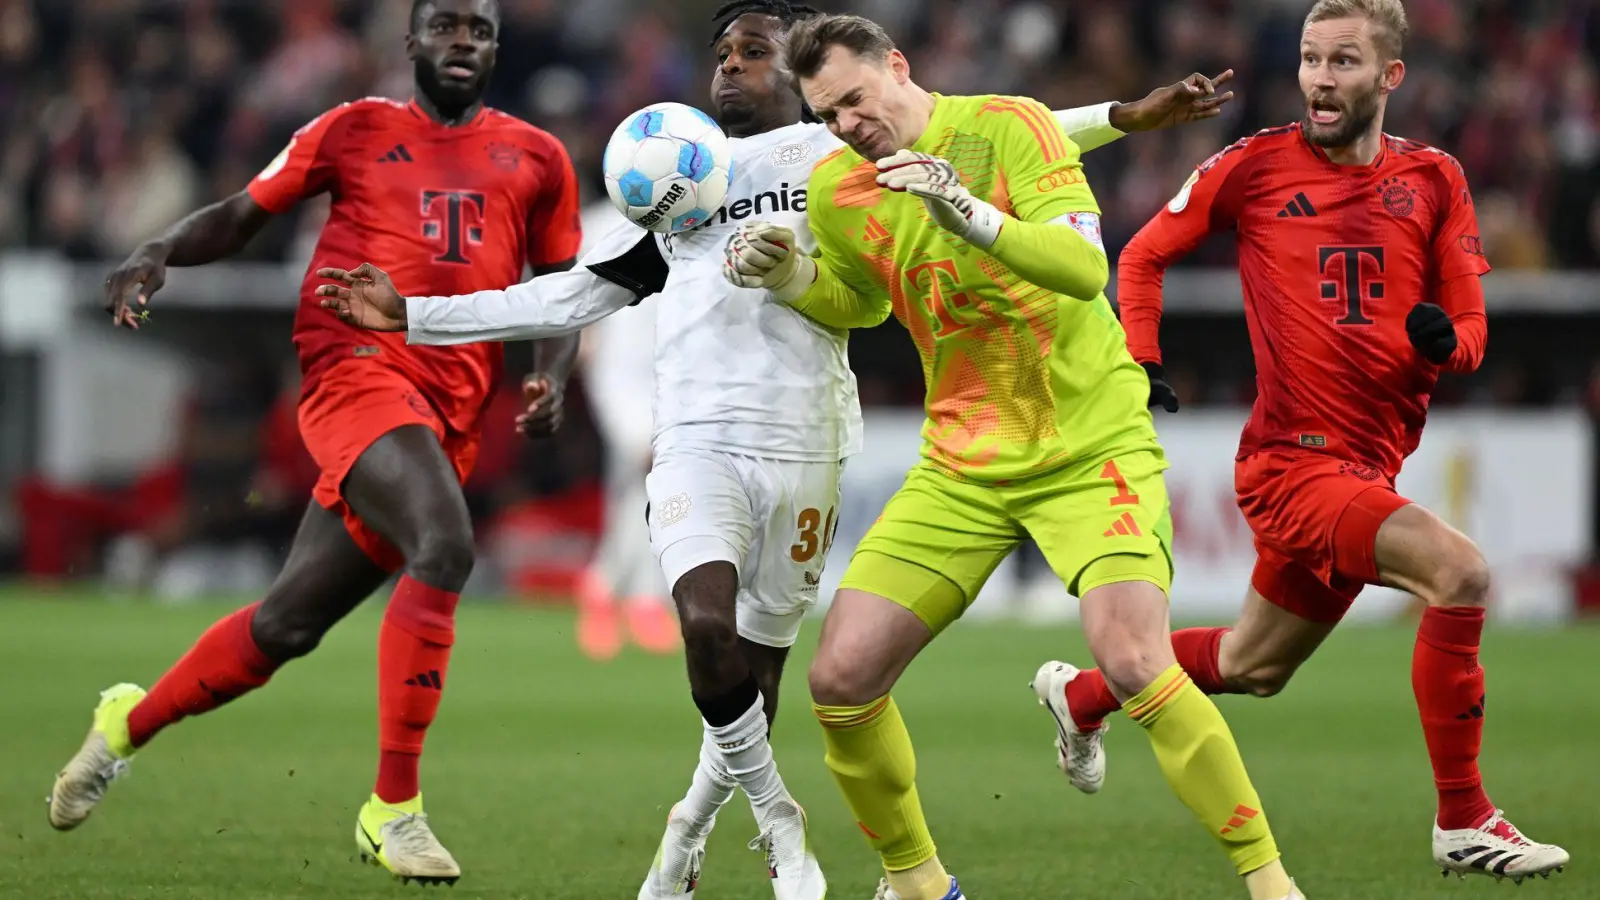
(1, 594), (1593, 899)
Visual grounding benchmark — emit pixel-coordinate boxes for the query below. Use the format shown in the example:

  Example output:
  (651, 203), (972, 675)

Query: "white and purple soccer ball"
(603, 102), (734, 234)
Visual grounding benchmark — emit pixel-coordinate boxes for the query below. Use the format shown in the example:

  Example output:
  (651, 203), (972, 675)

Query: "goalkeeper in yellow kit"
(719, 12), (1306, 900)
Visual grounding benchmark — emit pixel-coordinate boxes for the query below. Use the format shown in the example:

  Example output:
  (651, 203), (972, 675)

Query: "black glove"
(1142, 361), (1179, 413)
(1406, 302), (1457, 365)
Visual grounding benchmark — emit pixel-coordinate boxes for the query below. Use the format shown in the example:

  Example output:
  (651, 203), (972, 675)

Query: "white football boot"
(749, 797), (825, 900)
(1030, 661), (1107, 793)
(1434, 810), (1569, 883)
(48, 683), (144, 830)
(638, 804), (711, 899)
(873, 875), (965, 899)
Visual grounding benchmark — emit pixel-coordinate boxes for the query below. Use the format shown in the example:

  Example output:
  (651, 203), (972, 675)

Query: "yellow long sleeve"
(988, 216), (1109, 301)
(787, 259), (894, 330)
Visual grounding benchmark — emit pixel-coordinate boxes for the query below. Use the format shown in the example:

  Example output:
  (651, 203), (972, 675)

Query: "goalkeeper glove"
(1142, 361), (1179, 413)
(1405, 302), (1457, 365)
(875, 150), (1004, 249)
(722, 222), (816, 303)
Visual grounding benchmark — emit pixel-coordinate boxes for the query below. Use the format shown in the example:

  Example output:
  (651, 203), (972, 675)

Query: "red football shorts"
(1234, 451), (1412, 624)
(298, 360), (481, 572)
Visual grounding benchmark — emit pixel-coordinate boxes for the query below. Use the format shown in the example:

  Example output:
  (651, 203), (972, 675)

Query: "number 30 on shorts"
(790, 507), (838, 563)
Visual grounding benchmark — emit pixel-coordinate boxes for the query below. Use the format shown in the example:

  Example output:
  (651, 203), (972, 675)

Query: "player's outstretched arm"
(722, 223), (891, 329)
(1053, 70), (1235, 154)
(323, 224), (667, 345)
(103, 191), (273, 329)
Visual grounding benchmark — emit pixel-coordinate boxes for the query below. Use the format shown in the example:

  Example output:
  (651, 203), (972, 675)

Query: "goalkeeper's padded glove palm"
(1143, 361), (1179, 413)
(875, 150), (1004, 249)
(722, 222), (816, 303)
(1405, 302), (1457, 365)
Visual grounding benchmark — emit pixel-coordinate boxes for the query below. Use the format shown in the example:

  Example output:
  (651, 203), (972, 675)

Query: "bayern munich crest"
(1378, 176), (1415, 217)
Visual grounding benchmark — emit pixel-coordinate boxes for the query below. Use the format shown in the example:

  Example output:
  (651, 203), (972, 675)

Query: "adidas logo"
(1219, 804), (1259, 835)
(404, 669), (443, 689)
(378, 144), (414, 163)
(1456, 692), (1486, 720)
(1276, 192), (1317, 217)
(1101, 511), (1143, 538)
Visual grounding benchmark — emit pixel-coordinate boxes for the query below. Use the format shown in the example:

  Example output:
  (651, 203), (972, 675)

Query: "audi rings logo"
(1035, 166), (1086, 192)
(1458, 235), (1484, 257)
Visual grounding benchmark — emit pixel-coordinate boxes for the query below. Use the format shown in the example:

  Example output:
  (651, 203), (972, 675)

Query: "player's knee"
(808, 650), (886, 708)
(1096, 643), (1174, 701)
(678, 600), (739, 657)
(405, 528), (476, 593)
(1432, 545), (1491, 609)
(249, 604), (328, 661)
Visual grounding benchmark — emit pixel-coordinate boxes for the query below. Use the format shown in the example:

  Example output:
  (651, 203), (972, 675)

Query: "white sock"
(678, 733), (738, 832)
(704, 692), (787, 812)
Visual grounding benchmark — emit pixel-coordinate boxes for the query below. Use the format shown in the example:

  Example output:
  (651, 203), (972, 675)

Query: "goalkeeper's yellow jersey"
(806, 93), (1159, 484)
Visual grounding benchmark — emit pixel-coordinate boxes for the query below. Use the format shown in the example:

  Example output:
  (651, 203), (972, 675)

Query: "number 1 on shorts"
(1100, 460), (1140, 507)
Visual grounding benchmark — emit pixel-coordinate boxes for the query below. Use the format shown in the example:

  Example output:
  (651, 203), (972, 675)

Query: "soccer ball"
(603, 102), (734, 234)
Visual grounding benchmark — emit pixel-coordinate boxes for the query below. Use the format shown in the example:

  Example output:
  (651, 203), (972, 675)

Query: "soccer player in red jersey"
(1033, 0), (1570, 884)
(47, 0), (580, 884)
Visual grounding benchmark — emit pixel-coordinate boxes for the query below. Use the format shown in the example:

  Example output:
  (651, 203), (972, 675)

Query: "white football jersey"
(650, 122), (860, 463)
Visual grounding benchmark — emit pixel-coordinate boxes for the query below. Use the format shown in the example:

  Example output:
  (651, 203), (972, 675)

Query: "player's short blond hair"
(1304, 0), (1408, 60)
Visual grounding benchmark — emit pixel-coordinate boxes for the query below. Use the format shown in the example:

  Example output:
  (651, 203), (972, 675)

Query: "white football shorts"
(646, 447), (844, 648)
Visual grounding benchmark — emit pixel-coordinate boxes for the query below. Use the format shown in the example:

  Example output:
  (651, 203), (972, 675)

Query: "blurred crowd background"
(4, 0), (1598, 265)
(0, 0), (1597, 608)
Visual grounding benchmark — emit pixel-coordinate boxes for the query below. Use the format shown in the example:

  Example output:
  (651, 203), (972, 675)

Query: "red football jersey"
(248, 97), (582, 435)
(1118, 123), (1489, 477)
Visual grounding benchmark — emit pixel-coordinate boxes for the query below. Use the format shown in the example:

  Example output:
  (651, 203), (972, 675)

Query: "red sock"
(1065, 627), (1236, 730)
(1414, 605), (1495, 830)
(1063, 668), (1120, 731)
(375, 576), (459, 803)
(1171, 626), (1233, 694)
(127, 603), (280, 748)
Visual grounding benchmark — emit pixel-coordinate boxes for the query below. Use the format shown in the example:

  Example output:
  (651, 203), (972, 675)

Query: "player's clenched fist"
(722, 222), (817, 302)
(875, 149), (1004, 249)
(1405, 302), (1458, 365)
(315, 263), (408, 331)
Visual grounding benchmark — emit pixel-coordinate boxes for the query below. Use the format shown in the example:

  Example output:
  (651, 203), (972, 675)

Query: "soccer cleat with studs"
(748, 798), (825, 900)
(1433, 810), (1569, 884)
(354, 793), (462, 887)
(1029, 661), (1108, 793)
(638, 803), (711, 899)
(48, 683), (145, 831)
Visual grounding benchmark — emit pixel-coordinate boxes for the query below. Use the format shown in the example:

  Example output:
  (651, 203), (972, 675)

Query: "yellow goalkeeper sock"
(814, 696), (943, 887)
(1125, 665), (1286, 886)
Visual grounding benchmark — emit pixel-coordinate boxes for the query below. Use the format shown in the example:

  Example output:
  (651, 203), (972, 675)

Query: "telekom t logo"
(421, 191), (486, 265)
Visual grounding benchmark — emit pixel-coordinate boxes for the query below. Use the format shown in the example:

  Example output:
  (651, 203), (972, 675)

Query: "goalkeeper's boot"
(355, 793), (461, 886)
(1030, 661), (1107, 793)
(1433, 810), (1569, 883)
(638, 803), (712, 899)
(873, 876), (965, 899)
(49, 683), (144, 830)
(750, 797), (826, 900)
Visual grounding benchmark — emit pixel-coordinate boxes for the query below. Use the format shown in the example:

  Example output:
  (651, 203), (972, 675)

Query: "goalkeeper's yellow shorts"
(838, 448), (1174, 635)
